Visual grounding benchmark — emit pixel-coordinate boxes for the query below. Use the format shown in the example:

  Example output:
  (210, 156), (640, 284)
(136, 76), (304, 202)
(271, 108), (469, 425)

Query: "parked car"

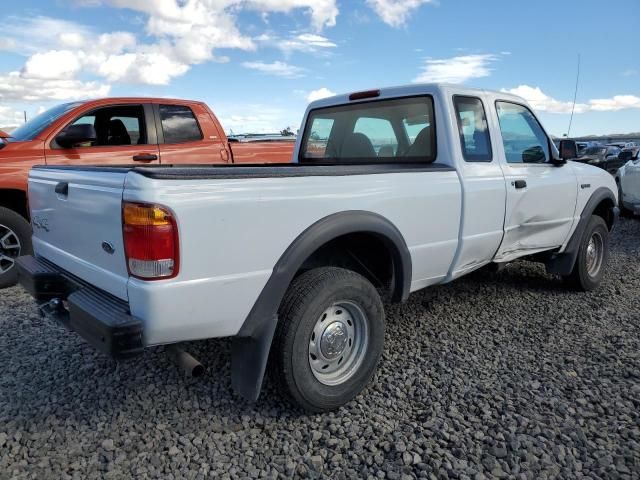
(618, 146), (640, 162)
(615, 155), (640, 216)
(575, 145), (624, 174)
(0, 97), (294, 288)
(16, 84), (618, 412)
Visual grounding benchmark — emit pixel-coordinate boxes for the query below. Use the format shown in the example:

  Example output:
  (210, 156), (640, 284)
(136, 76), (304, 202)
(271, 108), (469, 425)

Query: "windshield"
(585, 147), (605, 155)
(8, 102), (83, 142)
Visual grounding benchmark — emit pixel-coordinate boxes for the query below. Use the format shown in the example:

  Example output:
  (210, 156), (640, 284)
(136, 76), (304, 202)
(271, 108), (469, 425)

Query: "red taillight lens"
(123, 202), (179, 280)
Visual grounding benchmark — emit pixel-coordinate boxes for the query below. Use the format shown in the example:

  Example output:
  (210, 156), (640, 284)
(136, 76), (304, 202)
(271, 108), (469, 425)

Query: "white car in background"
(616, 155), (640, 216)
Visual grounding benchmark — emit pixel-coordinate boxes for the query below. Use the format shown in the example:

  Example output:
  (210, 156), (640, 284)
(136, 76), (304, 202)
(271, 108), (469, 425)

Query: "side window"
(353, 117), (398, 157)
(159, 105), (203, 144)
(305, 117), (334, 158)
(454, 96), (492, 162)
(62, 105), (146, 147)
(496, 102), (550, 164)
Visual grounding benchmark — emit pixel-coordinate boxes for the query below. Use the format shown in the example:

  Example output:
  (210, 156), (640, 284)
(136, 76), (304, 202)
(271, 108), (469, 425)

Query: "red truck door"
(45, 104), (160, 165)
(153, 102), (229, 164)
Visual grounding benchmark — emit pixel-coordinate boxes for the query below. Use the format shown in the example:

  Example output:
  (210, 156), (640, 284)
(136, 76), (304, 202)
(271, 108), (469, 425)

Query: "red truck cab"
(0, 97), (294, 287)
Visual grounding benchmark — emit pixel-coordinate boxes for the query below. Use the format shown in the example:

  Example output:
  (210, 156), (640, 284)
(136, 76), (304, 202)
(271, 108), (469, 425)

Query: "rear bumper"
(16, 255), (143, 359)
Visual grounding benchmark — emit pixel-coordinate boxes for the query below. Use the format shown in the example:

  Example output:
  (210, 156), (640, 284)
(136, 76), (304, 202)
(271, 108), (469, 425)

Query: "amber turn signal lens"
(123, 203), (171, 226)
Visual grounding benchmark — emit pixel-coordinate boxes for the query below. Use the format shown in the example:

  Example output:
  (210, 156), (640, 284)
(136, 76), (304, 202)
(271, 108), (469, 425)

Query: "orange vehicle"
(0, 97), (295, 287)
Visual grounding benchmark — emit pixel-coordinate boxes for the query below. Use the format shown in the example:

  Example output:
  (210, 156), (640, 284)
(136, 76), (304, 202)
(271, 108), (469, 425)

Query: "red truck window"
(159, 105), (203, 144)
(63, 105), (148, 147)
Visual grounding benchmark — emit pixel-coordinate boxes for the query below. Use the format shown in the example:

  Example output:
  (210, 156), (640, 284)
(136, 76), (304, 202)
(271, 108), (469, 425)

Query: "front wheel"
(272, 267), (385, 412)
(0, 207), (33, 289)
(563, 215), (609, 291)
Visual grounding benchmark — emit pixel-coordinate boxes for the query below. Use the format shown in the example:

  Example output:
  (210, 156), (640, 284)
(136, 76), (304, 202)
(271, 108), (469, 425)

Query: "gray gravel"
(1, 218), (639, 479)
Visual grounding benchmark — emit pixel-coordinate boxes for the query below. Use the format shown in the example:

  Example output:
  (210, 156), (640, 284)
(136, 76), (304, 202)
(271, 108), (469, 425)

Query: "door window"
(496, 102), (550, 164)
(159, 105), (203, 144)
(61, 105), (147, 147)
(454, 96), (492, 162)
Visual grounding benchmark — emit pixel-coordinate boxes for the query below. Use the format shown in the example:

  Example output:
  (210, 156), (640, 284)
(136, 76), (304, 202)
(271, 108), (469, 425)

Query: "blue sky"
(0, 0), (639, 136)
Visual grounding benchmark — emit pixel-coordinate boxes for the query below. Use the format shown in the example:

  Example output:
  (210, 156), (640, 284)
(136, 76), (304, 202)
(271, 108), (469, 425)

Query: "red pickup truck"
(0, 97), (295, 287)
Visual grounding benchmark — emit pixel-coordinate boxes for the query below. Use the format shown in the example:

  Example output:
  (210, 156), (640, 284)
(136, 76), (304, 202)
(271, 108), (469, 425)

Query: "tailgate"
(28, 167), (130, 300)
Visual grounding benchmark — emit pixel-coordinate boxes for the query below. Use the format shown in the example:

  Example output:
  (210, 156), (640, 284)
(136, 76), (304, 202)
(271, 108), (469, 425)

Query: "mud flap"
(230, 314), (278, 402)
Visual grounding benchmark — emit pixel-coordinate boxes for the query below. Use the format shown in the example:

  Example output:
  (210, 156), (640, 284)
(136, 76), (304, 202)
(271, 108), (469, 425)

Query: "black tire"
(0, 207), (32, 289)
(563, 215), (609, 291)
(272, 267), (385, 412)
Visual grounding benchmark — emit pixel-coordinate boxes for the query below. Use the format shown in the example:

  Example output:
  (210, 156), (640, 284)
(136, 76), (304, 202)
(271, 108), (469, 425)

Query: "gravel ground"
(1, 218), (639, 480)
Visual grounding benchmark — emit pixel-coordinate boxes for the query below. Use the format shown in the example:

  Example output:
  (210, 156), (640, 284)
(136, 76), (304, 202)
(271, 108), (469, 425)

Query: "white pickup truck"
(16, 84), (619, 412)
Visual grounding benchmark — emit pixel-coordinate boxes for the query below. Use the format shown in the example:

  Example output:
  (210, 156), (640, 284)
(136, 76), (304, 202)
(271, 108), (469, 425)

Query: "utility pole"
(23, 111), (27, 123)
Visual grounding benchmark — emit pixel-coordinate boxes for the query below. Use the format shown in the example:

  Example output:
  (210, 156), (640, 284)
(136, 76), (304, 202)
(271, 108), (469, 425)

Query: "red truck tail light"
(122, 202), (179, 280)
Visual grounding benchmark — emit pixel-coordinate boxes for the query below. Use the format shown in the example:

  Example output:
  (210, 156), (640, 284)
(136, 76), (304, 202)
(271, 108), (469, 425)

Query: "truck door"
(493, 101), (578, 261)
(45, 104), (160, 165)
(154, 103), (227, 164)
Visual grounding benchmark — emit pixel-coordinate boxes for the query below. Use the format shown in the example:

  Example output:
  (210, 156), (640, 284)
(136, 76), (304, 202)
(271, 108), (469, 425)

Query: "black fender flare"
(545, 187), (618, 276)
(230, 210), (412, 402)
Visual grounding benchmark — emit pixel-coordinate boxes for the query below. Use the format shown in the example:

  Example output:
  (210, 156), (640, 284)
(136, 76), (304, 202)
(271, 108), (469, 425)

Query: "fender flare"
(545, 187), (618, 276)
(230, 210), (412, 402)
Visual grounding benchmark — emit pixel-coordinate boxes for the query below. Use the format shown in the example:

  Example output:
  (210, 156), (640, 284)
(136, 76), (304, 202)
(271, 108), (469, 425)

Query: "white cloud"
(256, 32), (337, 54)
(366, 0), (435, 27)
(503, 85), (640, 114)
(0, 72), (110, 102)
(0, 106), (25, 128)
(307, 87), (336, 102)
(0, 38), (17, 51)
(22, 50), (83, 80)
(588, 95), (640, 111)
(413, 54), (498, 84)
(503, 85), (587, 114)
(0, 1), (340, 102)
(242, 61), (305, 78)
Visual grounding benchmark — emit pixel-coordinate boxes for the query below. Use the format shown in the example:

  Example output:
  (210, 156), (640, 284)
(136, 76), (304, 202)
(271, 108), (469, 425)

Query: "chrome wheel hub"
(308, 301), (369, 386)
(0, 224), (21, 275)
(585, 232), (604, 277)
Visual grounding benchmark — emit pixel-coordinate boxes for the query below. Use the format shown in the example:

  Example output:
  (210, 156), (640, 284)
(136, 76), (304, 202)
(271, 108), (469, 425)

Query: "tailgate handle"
(132, 154), (158, 162)
(54, 182), (69, 196)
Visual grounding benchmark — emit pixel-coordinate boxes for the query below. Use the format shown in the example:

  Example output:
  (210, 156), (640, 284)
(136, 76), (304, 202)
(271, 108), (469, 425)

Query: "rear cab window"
(300, 96), (436, 164)
(159, 105), (203, 144)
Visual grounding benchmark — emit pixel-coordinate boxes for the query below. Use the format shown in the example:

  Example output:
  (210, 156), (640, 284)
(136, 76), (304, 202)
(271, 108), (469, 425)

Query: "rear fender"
(230, 210), (412, 402)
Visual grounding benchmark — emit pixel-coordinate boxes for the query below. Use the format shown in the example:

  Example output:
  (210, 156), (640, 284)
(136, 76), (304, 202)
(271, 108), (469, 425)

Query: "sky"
(0, 0), (639, 137)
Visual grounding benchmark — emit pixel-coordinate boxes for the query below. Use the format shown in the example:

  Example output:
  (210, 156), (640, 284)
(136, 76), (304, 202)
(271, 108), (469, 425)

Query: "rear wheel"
(0, 207), (32, 289)
(563, 215), (609, 291)
(272, 267), (385, 412)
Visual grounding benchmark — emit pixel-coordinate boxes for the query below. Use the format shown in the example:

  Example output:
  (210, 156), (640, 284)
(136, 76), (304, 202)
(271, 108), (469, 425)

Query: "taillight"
(122, 202), (179, 280)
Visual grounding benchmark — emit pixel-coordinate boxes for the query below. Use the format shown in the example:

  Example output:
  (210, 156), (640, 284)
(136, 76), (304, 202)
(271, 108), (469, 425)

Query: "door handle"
(514, 180), (527, 189)
(132, 154), (158, 162)
(54, 182), (68, 196)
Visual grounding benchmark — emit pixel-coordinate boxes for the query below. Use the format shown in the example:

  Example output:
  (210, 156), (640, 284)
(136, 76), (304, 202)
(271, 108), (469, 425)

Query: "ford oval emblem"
(101, 241), (115, 255)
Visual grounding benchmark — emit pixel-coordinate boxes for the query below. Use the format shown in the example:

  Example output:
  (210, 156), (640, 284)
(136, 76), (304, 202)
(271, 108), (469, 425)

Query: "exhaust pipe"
(167, 345), (205, 378)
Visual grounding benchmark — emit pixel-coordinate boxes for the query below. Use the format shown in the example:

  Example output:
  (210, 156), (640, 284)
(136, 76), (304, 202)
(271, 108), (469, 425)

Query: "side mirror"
(56, 124), (97, 148)
(559, 139), (578, 161)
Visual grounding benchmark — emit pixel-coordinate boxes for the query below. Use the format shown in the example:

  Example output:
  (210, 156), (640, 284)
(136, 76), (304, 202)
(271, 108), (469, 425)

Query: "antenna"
(567, 54), (581, 138)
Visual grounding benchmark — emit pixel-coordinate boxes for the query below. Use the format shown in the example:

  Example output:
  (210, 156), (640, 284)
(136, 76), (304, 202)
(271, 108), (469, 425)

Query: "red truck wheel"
(0, 207), (33, 288)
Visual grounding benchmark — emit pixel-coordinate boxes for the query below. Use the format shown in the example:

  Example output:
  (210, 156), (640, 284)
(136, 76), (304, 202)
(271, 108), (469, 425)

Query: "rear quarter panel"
(123, 169), (461, 345)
